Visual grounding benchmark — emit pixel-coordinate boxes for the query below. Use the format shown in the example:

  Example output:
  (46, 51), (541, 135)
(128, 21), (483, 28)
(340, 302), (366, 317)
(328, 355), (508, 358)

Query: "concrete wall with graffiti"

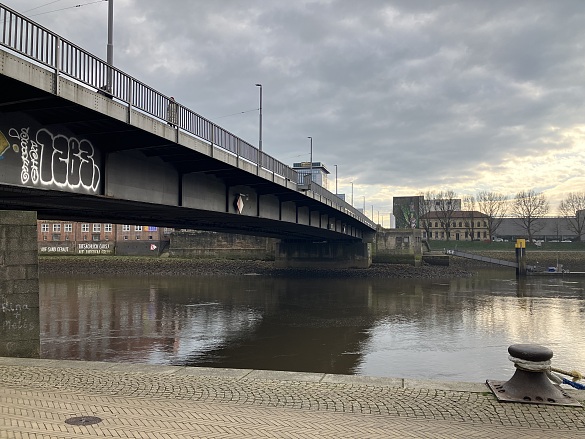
(0, 113), (101, 194)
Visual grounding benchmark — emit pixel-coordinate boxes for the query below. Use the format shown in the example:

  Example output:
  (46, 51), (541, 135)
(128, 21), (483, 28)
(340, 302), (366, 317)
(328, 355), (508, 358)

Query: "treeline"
(415, 190), (585, 242)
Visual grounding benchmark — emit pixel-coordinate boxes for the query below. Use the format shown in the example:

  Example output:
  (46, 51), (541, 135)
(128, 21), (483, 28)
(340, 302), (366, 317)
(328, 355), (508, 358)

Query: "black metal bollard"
(486, 344), (581, 407)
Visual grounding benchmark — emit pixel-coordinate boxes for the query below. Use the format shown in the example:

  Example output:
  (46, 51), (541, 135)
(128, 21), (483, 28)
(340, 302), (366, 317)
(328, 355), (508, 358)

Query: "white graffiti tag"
(8, 127), (39, 184)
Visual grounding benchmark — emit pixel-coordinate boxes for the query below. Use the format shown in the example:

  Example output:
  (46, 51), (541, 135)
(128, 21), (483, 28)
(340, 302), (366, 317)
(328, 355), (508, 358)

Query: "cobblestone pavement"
(1, 357), (584, 438)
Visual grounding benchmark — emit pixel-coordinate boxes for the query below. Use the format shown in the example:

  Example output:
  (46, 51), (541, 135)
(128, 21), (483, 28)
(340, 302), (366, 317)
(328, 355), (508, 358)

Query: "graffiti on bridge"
(0, 123), (101, 194)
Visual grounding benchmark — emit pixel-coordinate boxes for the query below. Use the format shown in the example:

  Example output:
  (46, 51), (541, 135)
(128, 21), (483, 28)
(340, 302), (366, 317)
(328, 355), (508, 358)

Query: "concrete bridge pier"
(275, 240), (372, 269)
(0, 210), (40, 358)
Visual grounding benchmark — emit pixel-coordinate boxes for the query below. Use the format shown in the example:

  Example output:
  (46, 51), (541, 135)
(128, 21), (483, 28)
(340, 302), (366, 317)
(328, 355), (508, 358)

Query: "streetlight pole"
(106, 0), (114, 92)
(351, 182), (353, 206)
(334, 164), (338, 195)
(307, 136), (313, 189)
(255, 84), (262, 154)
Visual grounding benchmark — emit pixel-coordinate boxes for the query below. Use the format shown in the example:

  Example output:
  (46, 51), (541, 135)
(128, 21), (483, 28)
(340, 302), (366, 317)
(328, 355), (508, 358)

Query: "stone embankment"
(39, 256), (472, 279)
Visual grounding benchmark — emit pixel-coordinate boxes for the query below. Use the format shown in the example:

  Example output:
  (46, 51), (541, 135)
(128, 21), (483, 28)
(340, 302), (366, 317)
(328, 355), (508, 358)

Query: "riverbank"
(39, 256), (472, 278)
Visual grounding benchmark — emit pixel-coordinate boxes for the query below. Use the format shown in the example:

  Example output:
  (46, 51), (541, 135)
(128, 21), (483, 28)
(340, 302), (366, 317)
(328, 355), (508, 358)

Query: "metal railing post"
(126, 77), (133, 124)
(54, 36), (61, 95)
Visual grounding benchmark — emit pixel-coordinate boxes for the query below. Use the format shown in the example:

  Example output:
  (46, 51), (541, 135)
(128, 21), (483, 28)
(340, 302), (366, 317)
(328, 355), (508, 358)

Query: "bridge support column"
(0, 210), (40, 358)
(275, 240), (372, 269)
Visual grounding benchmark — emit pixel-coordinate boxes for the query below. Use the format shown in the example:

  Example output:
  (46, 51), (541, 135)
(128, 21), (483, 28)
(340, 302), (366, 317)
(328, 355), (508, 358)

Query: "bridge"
(0, 4), (377, 265)
(0, 4), (380, 357)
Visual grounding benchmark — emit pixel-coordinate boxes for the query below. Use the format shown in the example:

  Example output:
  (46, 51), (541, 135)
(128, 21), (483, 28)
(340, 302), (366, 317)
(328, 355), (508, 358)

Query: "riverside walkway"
(1, 357), (584, 438)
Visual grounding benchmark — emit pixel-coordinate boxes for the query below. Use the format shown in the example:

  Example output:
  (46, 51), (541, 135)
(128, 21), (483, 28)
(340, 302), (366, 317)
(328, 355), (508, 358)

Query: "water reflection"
(40, 270), (585, 382)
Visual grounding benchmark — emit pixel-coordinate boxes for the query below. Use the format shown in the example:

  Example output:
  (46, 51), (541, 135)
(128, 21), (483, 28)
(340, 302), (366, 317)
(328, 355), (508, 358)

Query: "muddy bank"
(39, 256), (472, 279)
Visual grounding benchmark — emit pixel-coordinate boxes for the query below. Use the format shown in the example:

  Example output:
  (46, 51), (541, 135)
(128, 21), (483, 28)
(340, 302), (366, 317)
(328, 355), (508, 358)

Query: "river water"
(39, 269), (585, 383)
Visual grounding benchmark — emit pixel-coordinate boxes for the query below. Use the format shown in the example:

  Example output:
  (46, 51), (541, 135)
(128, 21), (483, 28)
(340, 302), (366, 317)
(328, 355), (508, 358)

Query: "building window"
(52, 234), (60, 241)
(135, 225), (142, 232)
(65, 235), (70, 241)
(123, 236), (128, 240)
(104, 223), (112, 233)
(92, 234), (100, 241)
(52, 223), (61, 232)
(81, 223), (89, 233)
(123, 225), (131, 232)
(93, 223), (101, 233)
(83, 235), (87, 241)
(43, 235), (47, 241)
(41, 223), (49, 233)
(64, 223), (72, 233)
(136, 235), (141, 240)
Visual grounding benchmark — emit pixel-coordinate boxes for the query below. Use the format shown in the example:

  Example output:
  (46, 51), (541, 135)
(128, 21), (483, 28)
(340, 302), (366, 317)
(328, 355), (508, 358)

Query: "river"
(39, 269), (585, 382)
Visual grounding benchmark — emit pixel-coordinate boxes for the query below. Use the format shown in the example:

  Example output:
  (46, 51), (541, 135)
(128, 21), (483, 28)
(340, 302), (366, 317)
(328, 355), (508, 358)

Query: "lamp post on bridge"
(351, 181), (353, 206)
(106, 0), (114, 93)
(334, 164), (338, 195)
(307, 136), (313, 189)
(255, 84), (262, 154)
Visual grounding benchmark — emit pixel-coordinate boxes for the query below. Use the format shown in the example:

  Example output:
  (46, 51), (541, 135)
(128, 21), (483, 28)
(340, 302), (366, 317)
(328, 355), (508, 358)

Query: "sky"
(4, 0), (585, 223)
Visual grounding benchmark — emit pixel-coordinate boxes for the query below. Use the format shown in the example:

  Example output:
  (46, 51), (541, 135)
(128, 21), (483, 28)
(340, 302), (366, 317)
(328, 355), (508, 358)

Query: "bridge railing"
(0, 3), (374, 230)
(308, 182), (376, 229)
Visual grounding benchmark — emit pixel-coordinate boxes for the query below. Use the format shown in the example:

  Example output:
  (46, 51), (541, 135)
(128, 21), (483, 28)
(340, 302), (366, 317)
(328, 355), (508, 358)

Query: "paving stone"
(0, 357), (584, 438)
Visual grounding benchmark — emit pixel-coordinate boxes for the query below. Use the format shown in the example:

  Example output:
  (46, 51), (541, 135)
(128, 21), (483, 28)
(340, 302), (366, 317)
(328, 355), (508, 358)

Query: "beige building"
(421, 211), (490, 241)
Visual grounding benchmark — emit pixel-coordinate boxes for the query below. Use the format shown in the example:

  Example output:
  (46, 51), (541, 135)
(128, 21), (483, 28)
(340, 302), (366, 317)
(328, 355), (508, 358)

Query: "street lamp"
(255, 84), (262, 154)
(106, 0), (114, 92)
(351, 182), (353, 206)
(307, 136), (313, 188)
(334, 164), (338, 195)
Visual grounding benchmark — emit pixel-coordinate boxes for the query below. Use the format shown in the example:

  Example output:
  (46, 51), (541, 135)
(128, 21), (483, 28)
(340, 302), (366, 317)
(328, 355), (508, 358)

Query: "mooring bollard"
(486, 344), (581, 407)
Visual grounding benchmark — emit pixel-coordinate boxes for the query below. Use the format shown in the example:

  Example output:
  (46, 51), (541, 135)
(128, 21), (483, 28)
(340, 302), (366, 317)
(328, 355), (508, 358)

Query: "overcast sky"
(5, 0), (585, 221)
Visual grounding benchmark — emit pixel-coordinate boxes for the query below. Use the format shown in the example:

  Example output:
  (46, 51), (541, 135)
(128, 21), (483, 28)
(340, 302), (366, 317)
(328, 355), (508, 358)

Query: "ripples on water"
(39, 269), (585, 382)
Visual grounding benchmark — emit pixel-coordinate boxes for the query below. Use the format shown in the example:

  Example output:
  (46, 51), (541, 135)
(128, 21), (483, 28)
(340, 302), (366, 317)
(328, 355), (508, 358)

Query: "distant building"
(392, 196), (462, 229)
(495, 217), (576, 242)
(428, 198), (462, 212)
(421, 211), (490, 241)
(292, 162), (330, 189)
(393, 196), (423, 228)
(37, 220), (173, 255)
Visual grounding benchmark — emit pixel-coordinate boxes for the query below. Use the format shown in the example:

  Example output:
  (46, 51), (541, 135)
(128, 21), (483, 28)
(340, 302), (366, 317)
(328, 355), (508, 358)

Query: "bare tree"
(476, 191), (508, 239)
(463, 195), (477, 240)
(435, 190), (458, 241)
(558, 192), (585, 241)
(512, 190), (549, 243)
(418, 190), (435, 238)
